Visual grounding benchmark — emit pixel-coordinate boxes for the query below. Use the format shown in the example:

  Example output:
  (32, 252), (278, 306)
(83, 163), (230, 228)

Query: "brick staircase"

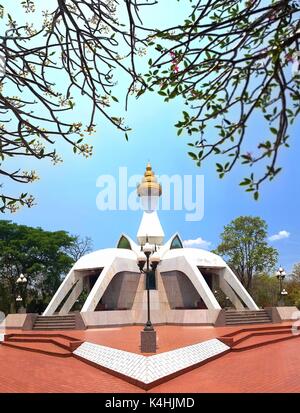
(33, 314), (76, 330)
(1, 333), (82, 357)
(225, 310), (272, 326)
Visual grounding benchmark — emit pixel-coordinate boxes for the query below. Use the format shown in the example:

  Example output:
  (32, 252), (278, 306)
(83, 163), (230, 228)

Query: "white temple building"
(43, 163), (259, 327)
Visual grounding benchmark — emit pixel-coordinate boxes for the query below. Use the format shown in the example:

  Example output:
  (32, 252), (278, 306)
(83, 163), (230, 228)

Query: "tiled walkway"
(73, 338), (229, 388)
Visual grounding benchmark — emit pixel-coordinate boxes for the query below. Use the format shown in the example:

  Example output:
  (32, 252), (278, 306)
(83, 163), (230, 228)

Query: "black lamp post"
(137, 238), (160, 352)
(276, 266), (287, 306)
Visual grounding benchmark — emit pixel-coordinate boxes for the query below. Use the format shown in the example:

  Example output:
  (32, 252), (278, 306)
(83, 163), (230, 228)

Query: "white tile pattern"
(0, 334), (4, 342)
(73, 338), (229, 385)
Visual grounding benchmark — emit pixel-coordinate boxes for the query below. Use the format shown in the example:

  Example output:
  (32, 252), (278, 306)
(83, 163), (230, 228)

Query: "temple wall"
(161, 271), (203, 309)
(100, 271), (140, 310)
(80, 307), (220, 328)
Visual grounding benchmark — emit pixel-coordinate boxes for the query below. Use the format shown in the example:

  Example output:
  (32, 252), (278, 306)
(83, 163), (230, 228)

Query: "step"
(36, 316), (75, 321)
(5, 332), (79, 341)
(35, 317), (75, 320)
(226, 315), (271, 319)
(33, 321), (76, 325)
(226, 317), (270, 321)
(226, 318), (271, 323)
(1, 341), (71, 356)
(226, 315), (271, 318)
(226, 316), (270, 318)
(226, 317), (270, 320)
(34, 323), (76, 328)
(226, 320), (272, 325)
(5, 337), (71, 351)
(34, 320), (76, 324)
(232, 333), (296, 351)
(232, 328), (292, 346)
(226, 311), (269, 314)
(33, 327), (76, 330)
(226, 310), (268, 312)
(226, 312), (269, 316)
(37, 314), (75, 318)
(226, 314), (269, 318)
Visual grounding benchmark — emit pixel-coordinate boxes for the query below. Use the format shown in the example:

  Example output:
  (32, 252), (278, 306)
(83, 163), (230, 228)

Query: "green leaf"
(216, 163), (223, 172)
(239, 178), (251, 186)
(188, 152), (198, 160)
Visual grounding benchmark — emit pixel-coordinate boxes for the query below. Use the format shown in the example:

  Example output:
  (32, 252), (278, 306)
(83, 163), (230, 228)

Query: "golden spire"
(137, 163), (162, 197)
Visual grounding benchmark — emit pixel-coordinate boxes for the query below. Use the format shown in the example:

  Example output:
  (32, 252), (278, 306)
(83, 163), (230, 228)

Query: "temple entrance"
(64, 268), (103, 312)
(88, 271), (101, 291)
(198, 267), (217, 291)
(198, 267), (237, 309)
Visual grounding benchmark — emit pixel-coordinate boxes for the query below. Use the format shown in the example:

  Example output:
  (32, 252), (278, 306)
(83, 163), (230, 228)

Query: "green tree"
(285, 280), (300, 307)
(64, 235), (93, 262)
(292, 262), (300, 281)
(214, 216), (278, 290)
(283, 262), (300, 307)
(251, 273), (279, 307)
(0, 220), (75, 314)
(143, 0), (300, 198)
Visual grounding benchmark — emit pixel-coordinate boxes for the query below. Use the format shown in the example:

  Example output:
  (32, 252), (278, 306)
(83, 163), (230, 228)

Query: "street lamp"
(137, 238), (160, 352)
(16, 273), (27, 285)
(276, 266), (287, 306)
(16, 273), (27, 313)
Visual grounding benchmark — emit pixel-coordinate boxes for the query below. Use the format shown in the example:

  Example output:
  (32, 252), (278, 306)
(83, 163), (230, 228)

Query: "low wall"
(276, 306), (299, 321)
(0, 313), (27, 329)
(0, 313), (38, 330)
(166, 309), (220, 325)
(81, 309), (221, 328)
(81, 310), (134, 328)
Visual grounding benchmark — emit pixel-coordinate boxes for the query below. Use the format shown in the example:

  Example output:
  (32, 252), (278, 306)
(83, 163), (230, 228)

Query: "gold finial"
(137, 163), (162, 197)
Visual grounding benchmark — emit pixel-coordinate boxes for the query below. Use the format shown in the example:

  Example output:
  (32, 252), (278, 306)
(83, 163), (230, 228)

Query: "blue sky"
(1, 1), (300, 273)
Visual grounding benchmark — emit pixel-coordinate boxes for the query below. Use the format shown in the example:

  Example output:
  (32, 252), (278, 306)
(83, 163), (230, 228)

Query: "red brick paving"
(0, 345), (142, 393)
(1, 323), (293, 354)
(150, 337), (300, 393)
(0, 324), (299, 393)
(3, 324), (289, 353)
(1, 326), (219, 354)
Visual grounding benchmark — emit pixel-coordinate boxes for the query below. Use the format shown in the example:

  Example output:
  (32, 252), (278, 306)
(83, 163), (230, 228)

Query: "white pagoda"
(43, 163), (259, 327)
